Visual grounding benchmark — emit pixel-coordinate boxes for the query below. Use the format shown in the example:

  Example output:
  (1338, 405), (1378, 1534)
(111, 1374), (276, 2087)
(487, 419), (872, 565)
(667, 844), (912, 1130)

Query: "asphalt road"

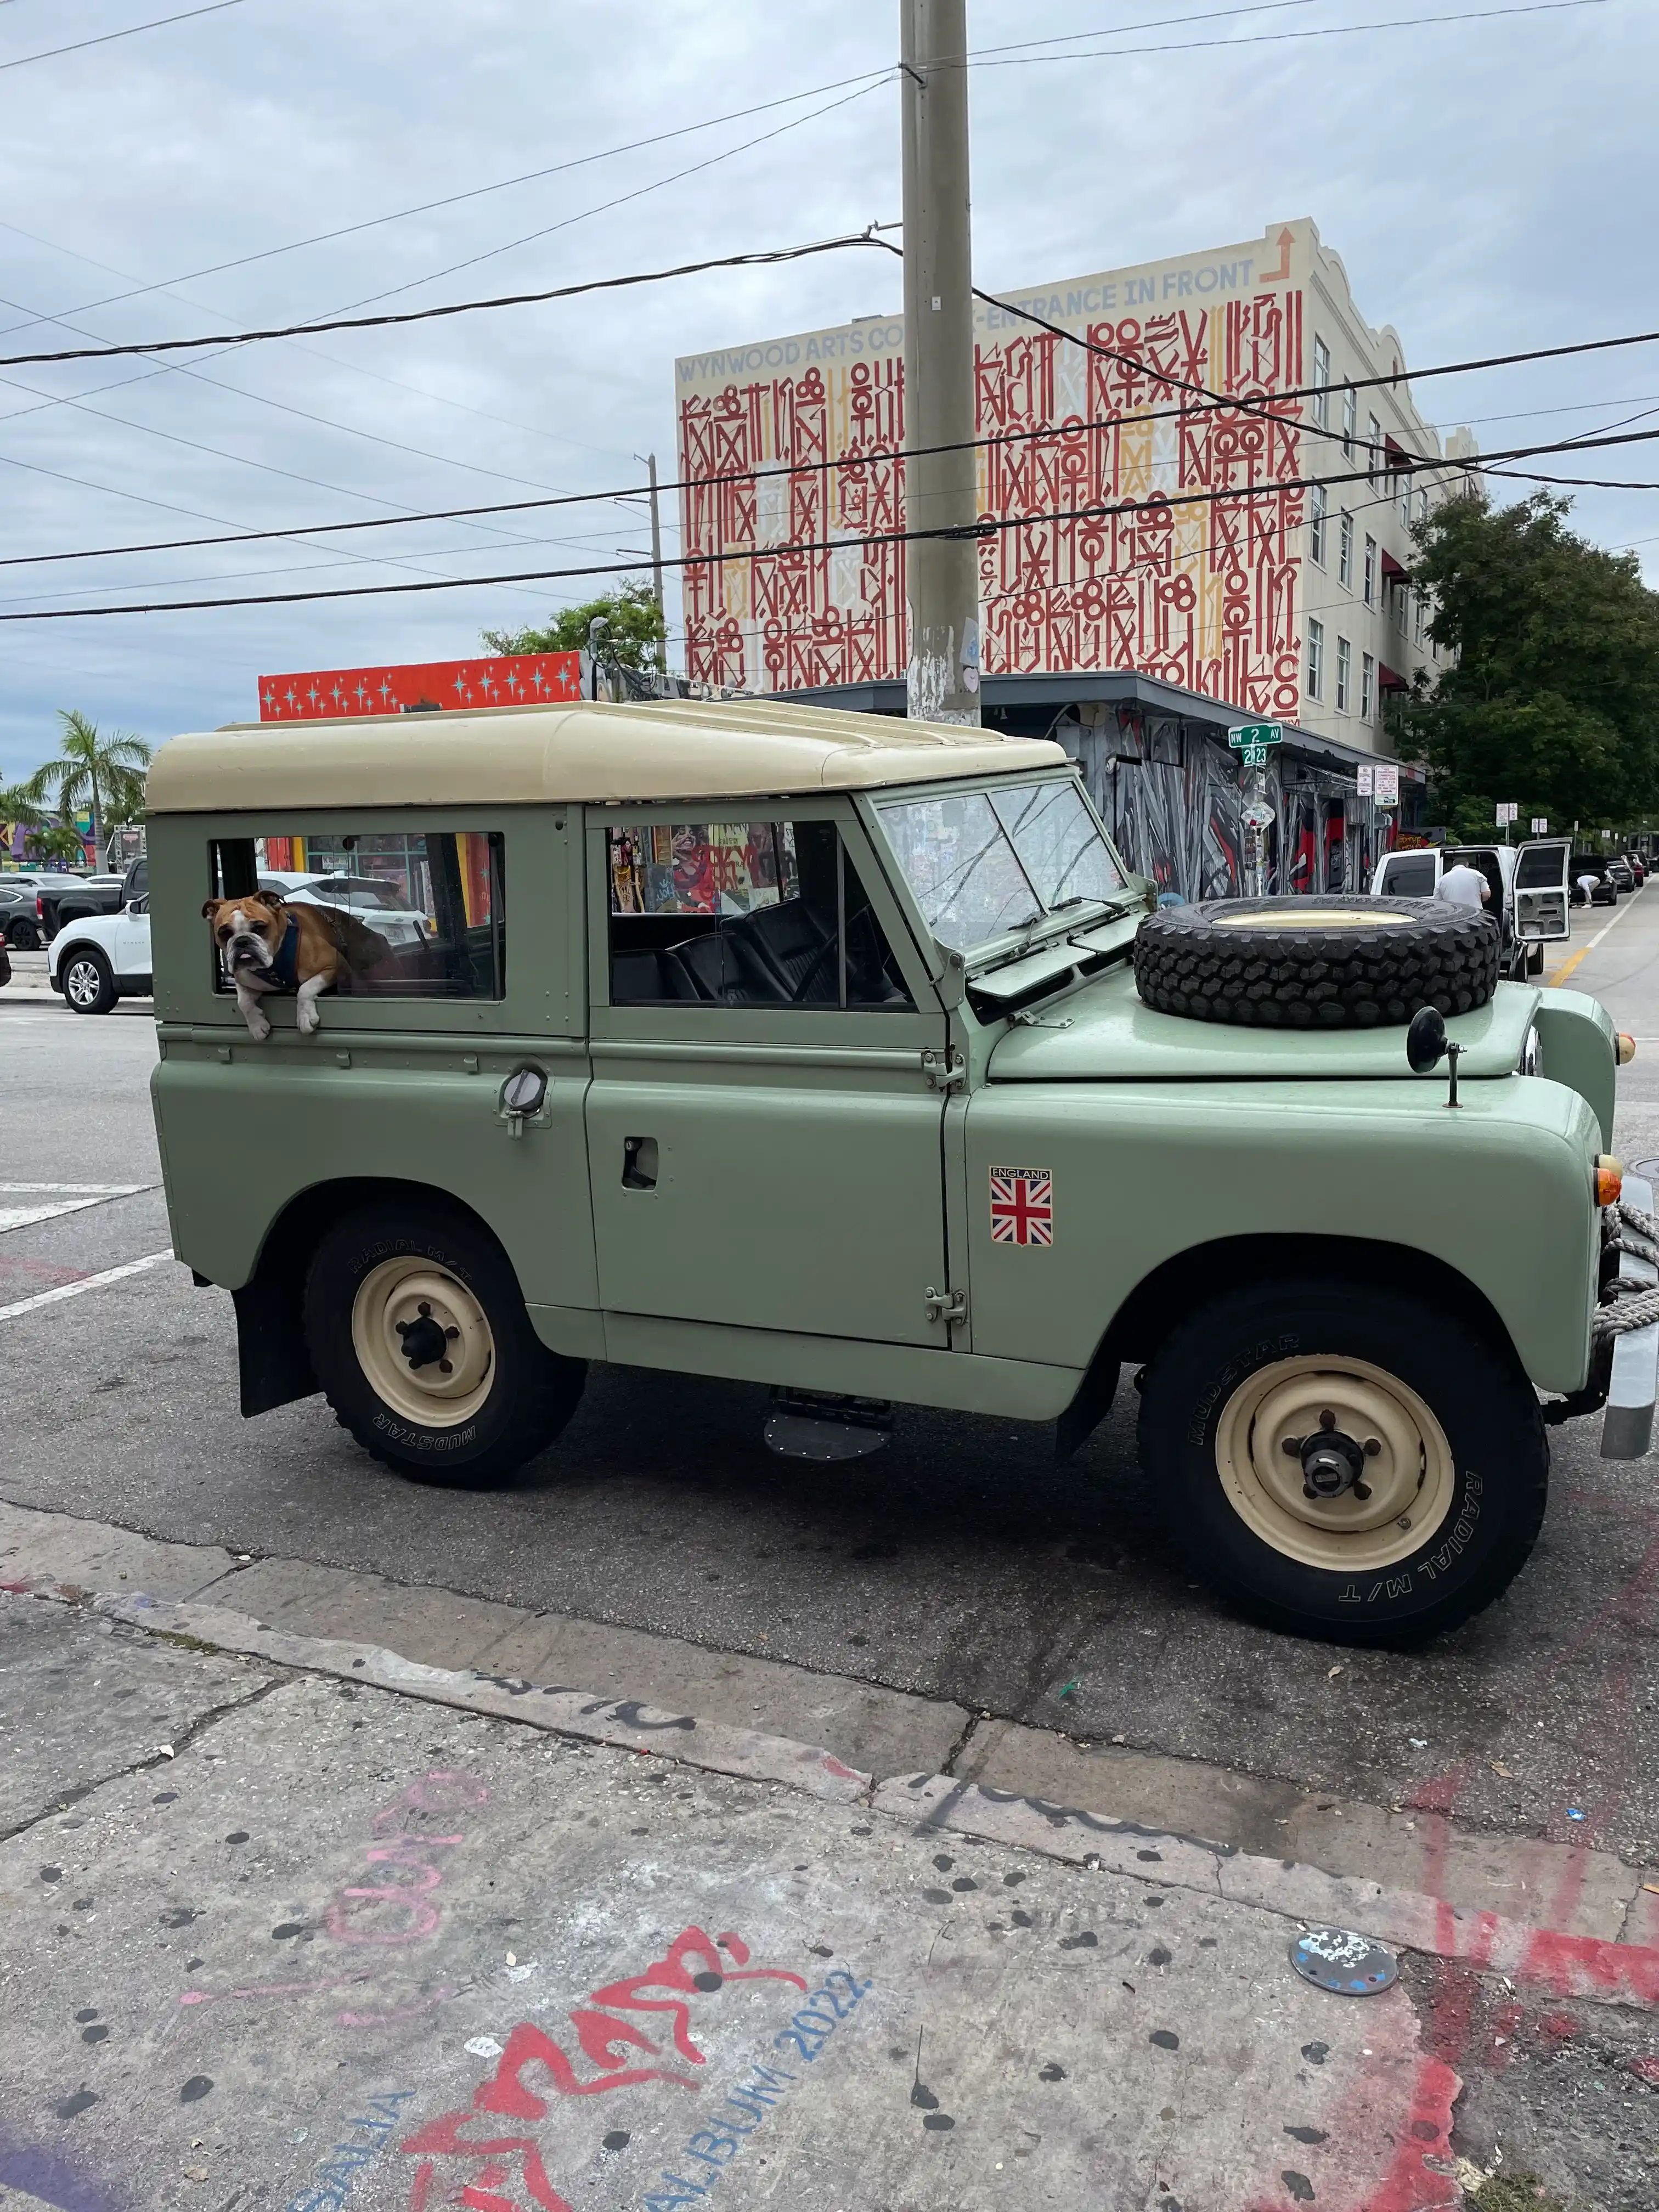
(3, 900), (1658, 1874)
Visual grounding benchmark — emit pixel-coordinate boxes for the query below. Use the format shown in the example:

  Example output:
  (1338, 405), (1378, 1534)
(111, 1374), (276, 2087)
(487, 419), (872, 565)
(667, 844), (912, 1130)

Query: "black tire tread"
(1133, 894), (1500, 1029)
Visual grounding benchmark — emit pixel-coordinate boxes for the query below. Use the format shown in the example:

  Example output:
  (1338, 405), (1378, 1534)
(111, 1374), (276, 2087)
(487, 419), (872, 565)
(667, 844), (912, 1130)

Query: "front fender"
(966, 1074), (1600, 1394)
(1532, 988), (1616, 1150)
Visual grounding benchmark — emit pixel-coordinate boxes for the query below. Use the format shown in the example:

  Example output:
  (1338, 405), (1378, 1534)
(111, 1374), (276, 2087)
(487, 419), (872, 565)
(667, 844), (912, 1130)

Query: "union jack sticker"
(989, 1166), (1054, 1247)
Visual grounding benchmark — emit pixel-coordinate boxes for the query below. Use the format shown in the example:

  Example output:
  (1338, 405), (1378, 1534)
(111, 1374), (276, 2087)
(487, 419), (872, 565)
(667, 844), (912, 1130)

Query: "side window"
(210, 832), (504, 999)
(607, 820), (915, 1011)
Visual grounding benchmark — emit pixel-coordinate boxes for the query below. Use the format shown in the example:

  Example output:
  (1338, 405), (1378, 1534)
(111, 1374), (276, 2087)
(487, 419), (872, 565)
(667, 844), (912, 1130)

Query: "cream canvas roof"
(147, 697), (1069, 814)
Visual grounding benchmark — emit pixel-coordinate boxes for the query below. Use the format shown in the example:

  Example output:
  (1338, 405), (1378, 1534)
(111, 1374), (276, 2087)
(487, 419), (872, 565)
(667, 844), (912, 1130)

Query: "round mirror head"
(1406, 1005), (1448, 1074)
(501, 1065), (548, 1115)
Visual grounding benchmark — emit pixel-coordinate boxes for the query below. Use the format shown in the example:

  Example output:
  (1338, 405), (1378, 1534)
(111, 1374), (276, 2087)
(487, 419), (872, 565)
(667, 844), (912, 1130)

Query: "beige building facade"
(674, 218), (1476, 754)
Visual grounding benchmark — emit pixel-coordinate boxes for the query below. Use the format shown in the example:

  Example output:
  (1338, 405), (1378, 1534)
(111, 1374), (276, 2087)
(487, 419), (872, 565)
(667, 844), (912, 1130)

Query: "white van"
(1370, 839), (1572, 979)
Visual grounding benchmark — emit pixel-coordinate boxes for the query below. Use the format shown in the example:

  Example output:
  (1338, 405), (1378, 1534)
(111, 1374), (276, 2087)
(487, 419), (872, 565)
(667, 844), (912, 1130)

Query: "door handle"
(622, 1136), (658, 1190)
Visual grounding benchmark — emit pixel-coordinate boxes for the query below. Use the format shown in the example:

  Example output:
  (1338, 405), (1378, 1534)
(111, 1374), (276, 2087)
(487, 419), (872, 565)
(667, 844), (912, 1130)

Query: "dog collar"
(268, 915), (300, 990)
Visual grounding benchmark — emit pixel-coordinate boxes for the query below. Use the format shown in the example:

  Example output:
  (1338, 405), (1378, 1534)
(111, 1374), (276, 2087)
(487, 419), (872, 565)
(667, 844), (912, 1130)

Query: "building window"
(1363, 534), (1378, 607)
(1338, 511), (1354, 588)
(1307, 618), (1324, 702)
(1361, 652), (1375, 721)
(1336, 636), (1351, 713)
(1312, 336), (1331, 430)
(1368, 412), (1383, 484)
(1310, 482), (1327, 567)
(1413, 590), (1425, 645)
(1400, 473), (1414, 532)
(1342, 385), (1357, 459)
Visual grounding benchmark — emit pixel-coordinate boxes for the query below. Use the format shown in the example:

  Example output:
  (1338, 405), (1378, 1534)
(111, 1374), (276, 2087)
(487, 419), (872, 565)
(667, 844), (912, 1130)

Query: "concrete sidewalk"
(3, 1526), (1659, 2206)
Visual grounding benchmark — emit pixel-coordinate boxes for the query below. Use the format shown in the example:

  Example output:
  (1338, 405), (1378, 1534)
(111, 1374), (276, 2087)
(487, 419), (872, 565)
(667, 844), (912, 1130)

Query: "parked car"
(142, 699), (1644, 1647)
(258, 868), (430, 950)
(1606, 857), (1636, 894)
(33, 856), (145, 939)
(1623, 853), (1647, 886)
(0, 877), (46, 949)
(48, 894), (154, 1012)
(1571, 856), (1619, 908)
(1368, 839), (1572, 978)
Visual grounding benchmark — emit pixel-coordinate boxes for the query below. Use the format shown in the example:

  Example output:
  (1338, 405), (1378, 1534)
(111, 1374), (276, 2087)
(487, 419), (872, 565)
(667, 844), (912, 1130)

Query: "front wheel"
(302, 1198), (585, 1487)
(1137, 1277), (1547, 1645)
(61, 947), (116, 1013)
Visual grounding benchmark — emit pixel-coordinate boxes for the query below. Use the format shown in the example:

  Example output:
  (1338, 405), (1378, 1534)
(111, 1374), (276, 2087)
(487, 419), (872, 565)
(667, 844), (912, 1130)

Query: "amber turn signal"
(1596, 1155), (1625, 1206)
(1618, 1032), (1638, 1066)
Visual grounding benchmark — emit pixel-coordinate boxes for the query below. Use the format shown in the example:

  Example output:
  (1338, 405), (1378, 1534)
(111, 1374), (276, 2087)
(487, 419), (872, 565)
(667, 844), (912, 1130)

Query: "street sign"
(1496, 802), (1518, 826)
(1238, 743), (1272, 768)
(1531, 816), (1548, 834)
(1241, 800), (1276, 831)
(1228, 723), (1284, 750)
(1356, 764), (1374, 797)
(1374, 765), (1400, 808)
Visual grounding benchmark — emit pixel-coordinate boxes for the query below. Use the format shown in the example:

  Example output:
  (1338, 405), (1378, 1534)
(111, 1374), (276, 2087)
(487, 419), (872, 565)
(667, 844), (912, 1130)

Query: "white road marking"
(0, 1182), (149, 1232)
(0, 1249), (172, 1321)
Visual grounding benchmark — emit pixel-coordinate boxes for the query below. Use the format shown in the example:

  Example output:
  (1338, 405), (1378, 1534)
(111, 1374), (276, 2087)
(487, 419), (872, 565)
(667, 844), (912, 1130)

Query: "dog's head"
(202, 891), (286, 978)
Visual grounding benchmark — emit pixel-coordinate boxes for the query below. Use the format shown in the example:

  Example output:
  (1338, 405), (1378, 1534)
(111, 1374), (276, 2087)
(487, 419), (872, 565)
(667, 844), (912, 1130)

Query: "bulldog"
(202, 891), (391, 1040)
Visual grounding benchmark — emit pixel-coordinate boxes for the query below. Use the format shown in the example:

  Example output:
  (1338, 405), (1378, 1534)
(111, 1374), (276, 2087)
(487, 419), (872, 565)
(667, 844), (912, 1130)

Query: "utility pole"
(900, 0), (980, 725)
(644, 452), (666, 671)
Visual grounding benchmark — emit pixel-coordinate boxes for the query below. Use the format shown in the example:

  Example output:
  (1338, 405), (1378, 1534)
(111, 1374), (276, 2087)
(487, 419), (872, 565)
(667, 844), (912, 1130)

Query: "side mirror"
(1406, 1005), (1447, 1073)
(1407, 1004), (1462, 1107)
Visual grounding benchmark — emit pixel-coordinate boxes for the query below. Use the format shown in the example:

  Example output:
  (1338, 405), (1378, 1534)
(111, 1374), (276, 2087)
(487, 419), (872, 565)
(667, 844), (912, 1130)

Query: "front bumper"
(1602, 1170), (1659, 1459)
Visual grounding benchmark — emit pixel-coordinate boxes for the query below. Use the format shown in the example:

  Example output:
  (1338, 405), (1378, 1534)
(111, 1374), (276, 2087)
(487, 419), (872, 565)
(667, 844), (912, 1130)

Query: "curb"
(9, 1564), (1659, 2017)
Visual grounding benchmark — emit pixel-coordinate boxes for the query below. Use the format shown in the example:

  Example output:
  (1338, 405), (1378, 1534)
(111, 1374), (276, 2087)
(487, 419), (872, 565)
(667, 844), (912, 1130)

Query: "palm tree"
(25, 710), (152, 867)
(23, 821), (89, 870)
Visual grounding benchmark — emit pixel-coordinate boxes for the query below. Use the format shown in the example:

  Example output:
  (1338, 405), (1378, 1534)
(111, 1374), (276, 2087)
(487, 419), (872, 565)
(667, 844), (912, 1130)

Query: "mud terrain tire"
(1132, 894), (1499, 1029)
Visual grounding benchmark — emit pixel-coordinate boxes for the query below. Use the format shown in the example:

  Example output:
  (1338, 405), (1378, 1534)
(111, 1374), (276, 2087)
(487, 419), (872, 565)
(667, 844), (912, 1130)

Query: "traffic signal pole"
(900, 0), (981, 725)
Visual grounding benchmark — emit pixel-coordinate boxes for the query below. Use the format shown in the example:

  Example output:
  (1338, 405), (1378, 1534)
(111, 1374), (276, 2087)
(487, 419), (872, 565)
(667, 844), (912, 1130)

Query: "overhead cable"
(0, 0), (252, 74)
(3, 425), (1656, 623)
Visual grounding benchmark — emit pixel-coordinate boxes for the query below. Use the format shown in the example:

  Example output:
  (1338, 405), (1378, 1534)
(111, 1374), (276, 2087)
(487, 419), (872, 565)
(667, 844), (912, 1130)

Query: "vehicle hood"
(986, 962), (1541, 1082)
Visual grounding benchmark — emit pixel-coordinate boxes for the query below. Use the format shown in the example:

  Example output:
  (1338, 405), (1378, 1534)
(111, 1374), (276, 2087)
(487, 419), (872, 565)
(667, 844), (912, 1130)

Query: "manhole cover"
(1289, 1927), (1399, 1995)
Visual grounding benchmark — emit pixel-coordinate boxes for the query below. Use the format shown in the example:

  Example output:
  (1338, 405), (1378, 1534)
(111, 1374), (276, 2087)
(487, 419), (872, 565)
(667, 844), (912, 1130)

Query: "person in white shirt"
(1438, 861), (1491, 912)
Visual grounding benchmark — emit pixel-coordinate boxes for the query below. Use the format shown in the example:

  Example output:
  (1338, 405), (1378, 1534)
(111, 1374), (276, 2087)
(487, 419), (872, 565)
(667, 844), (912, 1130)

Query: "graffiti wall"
(675, 227), (1311, 717)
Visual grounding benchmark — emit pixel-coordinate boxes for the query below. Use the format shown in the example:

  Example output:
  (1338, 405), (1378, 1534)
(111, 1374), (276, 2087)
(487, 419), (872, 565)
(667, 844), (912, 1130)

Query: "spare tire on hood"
(1132, 895), (1500, 1029)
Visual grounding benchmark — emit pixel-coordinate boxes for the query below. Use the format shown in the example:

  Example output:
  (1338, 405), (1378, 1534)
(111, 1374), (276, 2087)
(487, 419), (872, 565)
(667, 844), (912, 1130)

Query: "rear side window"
(210, 831), (504, 999)
(1381, 854), (1436, 896)
(606, 820), (914, 1011)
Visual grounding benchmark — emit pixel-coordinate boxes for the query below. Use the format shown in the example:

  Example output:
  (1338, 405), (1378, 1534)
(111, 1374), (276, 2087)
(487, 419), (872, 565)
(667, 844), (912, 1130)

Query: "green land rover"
(145, 698), (1652, 1644)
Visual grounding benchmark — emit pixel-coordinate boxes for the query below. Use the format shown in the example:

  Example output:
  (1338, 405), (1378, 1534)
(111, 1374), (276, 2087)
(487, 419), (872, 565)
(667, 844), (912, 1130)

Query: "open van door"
(1513, 839), (1572, 957)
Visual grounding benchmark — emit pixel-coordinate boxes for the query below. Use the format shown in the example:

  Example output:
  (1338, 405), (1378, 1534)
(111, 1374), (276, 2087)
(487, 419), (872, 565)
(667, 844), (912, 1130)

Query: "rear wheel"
(1527, 943), (1545, 977)
(302, 1198), (585, 1487)
(61, 946), (116, 1013)
(5, 919), (40, 950)
(1137, 1276), (1547, 1644)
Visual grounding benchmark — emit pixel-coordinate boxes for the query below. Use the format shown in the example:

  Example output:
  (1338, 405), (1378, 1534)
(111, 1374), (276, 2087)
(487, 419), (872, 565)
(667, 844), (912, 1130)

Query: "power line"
(13, 311), (1659, 575)
(0, 0), (252, 74)
(0, 231), (893, 368)
(0, 69), (895, 338)
(963, 0), (1607, 70)
(5, 425), (1656, 624)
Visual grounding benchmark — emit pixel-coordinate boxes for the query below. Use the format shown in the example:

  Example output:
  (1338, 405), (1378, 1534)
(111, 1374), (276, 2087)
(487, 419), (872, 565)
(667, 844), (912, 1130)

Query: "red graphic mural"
(676, 283), (1306, 721)
(258, 653), (581, 722)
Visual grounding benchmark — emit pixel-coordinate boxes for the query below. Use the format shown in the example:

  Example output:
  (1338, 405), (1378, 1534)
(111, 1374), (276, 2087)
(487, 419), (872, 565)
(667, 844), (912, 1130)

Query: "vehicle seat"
(611, 947), (702, 1003)
(746, 899), (835, 1000)
(672, 927), (789, 1005)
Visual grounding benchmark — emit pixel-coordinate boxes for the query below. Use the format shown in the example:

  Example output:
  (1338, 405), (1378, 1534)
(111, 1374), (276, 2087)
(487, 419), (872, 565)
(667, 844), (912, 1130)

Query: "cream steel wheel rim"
(350, 1256), (495, 1428)
(1214, 1353), (1456, 1571)
(1210, 909), (1414, 930)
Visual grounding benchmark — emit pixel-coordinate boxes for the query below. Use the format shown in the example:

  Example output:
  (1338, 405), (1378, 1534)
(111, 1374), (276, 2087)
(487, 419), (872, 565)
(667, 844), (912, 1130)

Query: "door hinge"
(923, 1284), (968, 1327)
(921, 1047), (967, 1093)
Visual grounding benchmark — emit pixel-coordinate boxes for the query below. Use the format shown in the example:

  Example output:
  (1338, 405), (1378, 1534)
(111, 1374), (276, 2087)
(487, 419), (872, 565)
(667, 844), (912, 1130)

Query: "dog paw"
(297, 1007), (319, 1036)
(248, 1014), (272, 1042)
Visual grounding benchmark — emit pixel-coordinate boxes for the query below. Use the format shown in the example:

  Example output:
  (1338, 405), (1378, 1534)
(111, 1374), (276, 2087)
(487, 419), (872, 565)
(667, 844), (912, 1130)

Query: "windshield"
(877, 779), (1126, 953)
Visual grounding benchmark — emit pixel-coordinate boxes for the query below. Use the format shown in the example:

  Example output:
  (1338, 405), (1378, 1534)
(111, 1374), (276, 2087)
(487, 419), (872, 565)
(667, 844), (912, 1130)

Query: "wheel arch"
(1092, 1231), (1525, 1383)
(229, 1175), (521, 1417)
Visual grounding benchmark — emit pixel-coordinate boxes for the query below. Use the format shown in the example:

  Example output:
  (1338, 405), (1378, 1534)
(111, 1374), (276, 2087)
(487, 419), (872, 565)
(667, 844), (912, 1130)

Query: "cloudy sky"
(0, 0), (1653, 782)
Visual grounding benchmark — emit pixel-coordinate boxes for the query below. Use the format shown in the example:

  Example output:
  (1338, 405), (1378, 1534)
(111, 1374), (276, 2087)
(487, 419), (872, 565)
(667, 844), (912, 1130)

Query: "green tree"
(482, 580), (665, 672)
(24, 709), (153, 863)
(1396, 493), (1659, 839)
(0, 781), (51, 839)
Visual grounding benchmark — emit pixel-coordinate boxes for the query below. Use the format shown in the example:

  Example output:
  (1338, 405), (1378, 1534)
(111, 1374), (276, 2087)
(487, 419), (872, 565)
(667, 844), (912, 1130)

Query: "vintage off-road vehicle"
(146, 700), (1652, 1643)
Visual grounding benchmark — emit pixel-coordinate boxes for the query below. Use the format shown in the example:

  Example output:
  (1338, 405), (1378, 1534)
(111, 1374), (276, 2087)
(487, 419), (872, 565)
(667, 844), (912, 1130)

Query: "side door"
(1374, 849), (1439, 898)
(112, 894), (151, 982)
(1513, 840), (1572, 944)
(584, 803), (951, 1347)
